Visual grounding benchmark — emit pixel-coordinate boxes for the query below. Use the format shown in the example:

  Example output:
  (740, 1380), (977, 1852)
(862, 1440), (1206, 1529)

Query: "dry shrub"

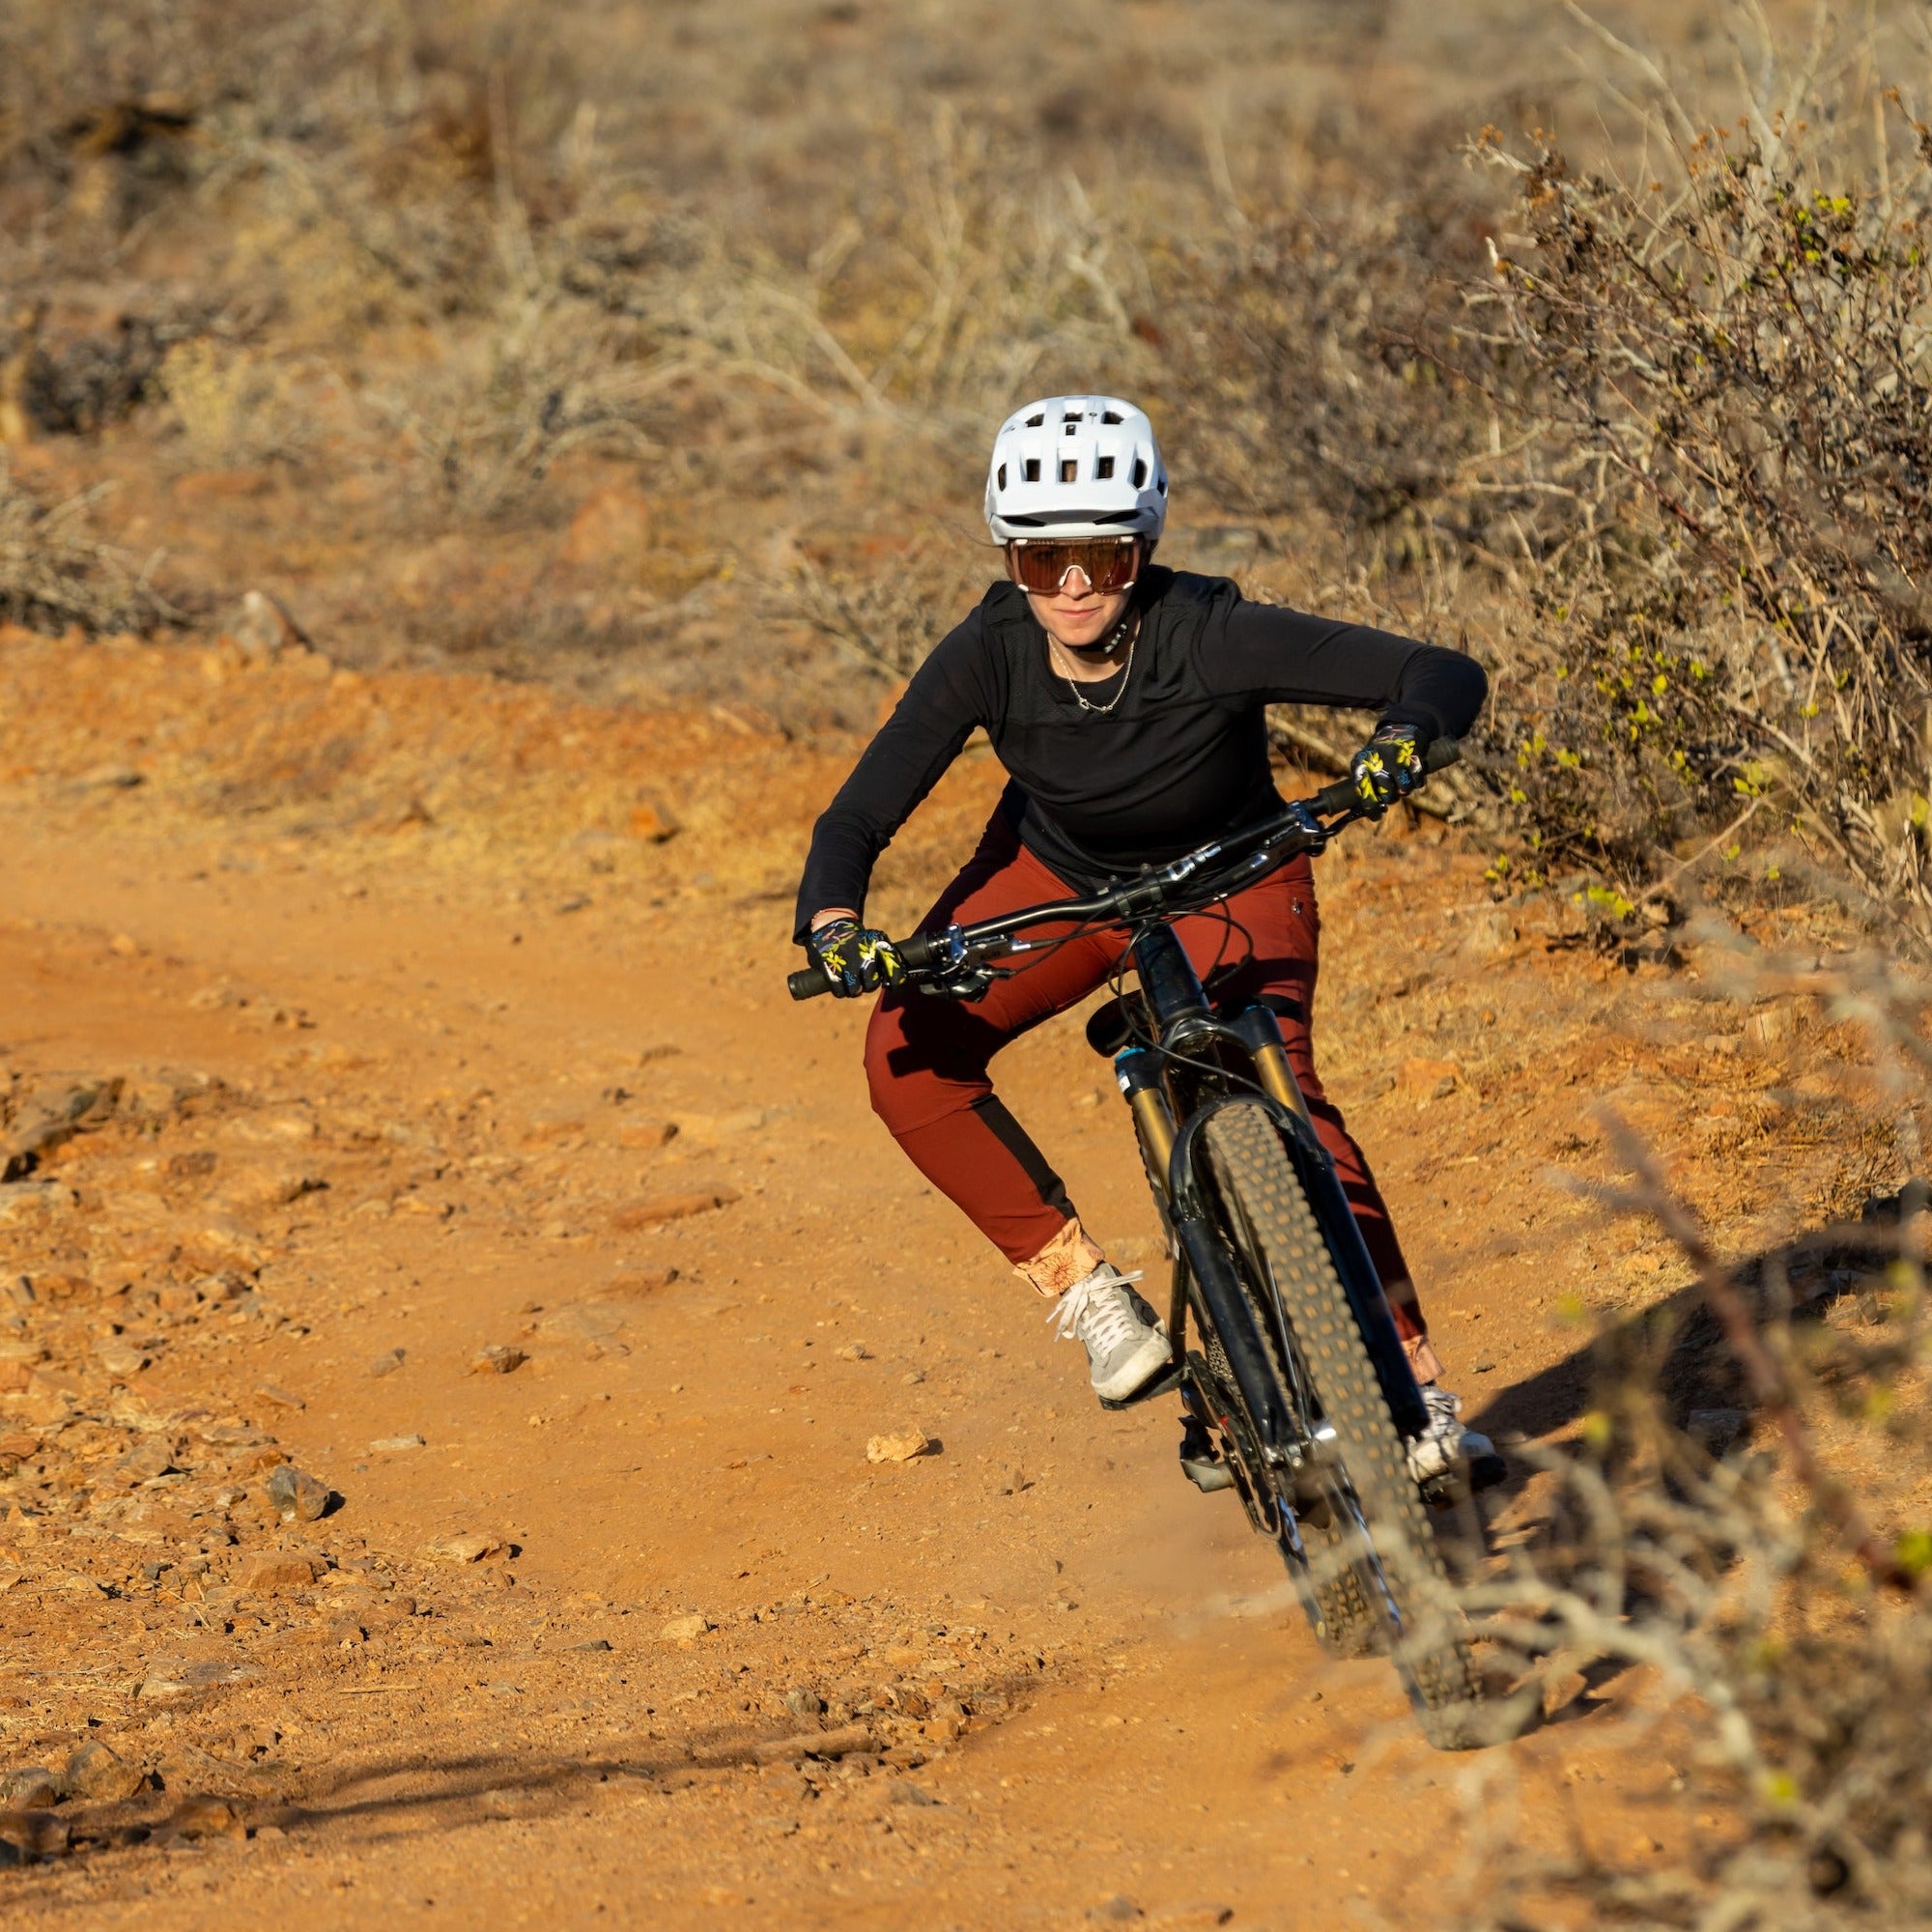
(1451, 923), (1932, 1928)
(0, 460), (173, 634)
(1456, 34), (1932, 950)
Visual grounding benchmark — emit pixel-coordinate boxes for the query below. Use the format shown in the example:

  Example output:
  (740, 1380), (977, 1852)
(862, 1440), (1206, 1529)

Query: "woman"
(794, 395), (1494, 1492)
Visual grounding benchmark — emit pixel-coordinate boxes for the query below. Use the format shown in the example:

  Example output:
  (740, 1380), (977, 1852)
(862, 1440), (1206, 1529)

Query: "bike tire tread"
(1202, 1102), (1484, 1746)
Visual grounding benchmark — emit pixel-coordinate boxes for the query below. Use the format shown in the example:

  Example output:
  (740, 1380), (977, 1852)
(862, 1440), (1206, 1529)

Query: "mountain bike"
(789, 740), (1493, 1748)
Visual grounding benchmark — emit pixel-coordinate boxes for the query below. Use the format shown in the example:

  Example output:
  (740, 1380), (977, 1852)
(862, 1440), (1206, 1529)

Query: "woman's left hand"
(1349, 724), (1426, 814)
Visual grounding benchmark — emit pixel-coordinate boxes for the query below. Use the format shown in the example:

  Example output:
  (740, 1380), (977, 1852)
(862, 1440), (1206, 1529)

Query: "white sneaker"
(1406, 1383), (1502, 1491)
(1048, 1264), (1172, 1403)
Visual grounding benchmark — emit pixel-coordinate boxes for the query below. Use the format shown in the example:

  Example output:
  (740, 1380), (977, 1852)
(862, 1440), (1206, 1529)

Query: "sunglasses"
(1005, 535), (1145, 595)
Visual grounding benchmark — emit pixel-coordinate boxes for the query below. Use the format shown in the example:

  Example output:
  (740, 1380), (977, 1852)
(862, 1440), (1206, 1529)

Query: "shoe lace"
(1046, 1266), (1147, 1350)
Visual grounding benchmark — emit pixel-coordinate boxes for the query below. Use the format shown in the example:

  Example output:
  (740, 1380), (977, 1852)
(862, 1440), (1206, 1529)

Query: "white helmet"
(982, 394), (1167, 543)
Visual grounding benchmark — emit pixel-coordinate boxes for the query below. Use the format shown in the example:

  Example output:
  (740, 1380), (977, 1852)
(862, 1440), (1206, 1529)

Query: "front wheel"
(1202, 1102), (1489, 1748)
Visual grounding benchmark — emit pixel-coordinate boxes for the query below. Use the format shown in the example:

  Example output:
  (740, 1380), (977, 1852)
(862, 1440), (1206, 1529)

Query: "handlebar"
(788, 738), (1462, 1002)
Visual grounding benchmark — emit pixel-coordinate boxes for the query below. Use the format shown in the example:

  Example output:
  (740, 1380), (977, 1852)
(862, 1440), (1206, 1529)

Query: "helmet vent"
(1025, 413), (1045, 428)
(1095, 455), (1115, 479)
(1023, 458), (1040, 483)
(1101, 411), (1122, 424)
(1059, 459), (1078, 483)
(1157, 474), (1167, 494)
(1131, 457), (1148, 488)
(997, 463), (1008, 490)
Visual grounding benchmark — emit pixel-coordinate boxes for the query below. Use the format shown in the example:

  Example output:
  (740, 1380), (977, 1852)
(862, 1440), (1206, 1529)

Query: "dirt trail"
(0, 632), (1856, 1927)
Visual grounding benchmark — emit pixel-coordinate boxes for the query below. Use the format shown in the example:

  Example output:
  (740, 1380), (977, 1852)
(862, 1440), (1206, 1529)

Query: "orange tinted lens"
(1009, 538), (1140, 593)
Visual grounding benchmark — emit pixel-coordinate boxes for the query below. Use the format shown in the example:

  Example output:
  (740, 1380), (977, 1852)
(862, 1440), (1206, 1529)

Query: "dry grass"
(0, 459), (174, 633)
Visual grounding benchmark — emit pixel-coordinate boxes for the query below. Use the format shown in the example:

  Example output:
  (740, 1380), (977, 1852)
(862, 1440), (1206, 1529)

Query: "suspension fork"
(1115, 1045), (1185, 1345)
(1229, 1004), (1311, 1125)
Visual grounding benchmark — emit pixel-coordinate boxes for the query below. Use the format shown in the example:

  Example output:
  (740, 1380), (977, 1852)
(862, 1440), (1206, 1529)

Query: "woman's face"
(1024, 574), (1135, 650)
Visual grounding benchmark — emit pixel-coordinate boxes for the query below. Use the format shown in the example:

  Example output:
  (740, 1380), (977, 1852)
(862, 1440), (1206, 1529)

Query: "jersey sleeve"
(792, 613), (994, 943)
(1210, 593), (1488, 743)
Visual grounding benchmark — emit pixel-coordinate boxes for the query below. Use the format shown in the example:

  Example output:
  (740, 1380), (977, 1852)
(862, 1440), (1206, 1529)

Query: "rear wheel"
(1201, 1101), (1487, 1747)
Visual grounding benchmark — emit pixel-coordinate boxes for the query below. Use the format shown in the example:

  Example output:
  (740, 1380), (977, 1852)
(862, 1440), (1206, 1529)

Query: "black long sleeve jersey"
(794, 568), (1488, 942)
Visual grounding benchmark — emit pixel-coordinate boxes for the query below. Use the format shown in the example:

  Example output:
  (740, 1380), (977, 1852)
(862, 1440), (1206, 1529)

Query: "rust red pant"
(862, 812), (1428, 1343)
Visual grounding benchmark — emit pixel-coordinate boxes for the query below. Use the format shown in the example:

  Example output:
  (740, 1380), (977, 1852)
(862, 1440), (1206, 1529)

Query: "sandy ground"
(0, 629), (1880, 1928)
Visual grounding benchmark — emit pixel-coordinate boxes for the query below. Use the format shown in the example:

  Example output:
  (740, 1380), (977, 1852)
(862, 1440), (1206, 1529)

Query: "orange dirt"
(0, 630), (1875, 1926)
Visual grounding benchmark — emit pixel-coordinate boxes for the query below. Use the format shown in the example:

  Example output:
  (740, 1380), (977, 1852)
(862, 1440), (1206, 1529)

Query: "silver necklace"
(1051, 615), (1138, 716)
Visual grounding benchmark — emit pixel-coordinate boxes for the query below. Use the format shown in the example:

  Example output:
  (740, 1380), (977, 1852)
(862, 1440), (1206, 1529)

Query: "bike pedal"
(1097, 1363), (1184, 1411)
(1419, 1453), (1509, 1510)
(1180, 1457), (1236, 1494)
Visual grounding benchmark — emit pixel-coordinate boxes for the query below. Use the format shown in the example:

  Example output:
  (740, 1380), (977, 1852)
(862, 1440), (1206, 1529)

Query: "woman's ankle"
(1015, 1216), (1108, 1296)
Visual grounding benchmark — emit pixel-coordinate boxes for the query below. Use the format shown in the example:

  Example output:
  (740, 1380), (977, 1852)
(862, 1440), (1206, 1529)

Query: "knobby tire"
(1200, 1101), (1486, 1748)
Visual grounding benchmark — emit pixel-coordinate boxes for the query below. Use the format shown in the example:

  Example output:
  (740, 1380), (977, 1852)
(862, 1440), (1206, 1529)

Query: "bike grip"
(1311, 772), (1360, 816)
(787, 963), (832, 1001)
(787, 929), (943, 1003)
(1310, 735), (1463, 817)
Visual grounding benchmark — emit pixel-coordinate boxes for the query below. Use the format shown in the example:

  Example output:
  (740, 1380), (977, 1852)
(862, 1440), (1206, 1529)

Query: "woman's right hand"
(806, 918), (906, 998)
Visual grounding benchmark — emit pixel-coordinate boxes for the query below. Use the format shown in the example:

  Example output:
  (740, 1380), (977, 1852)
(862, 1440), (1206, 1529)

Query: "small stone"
(889, 1778), (942, 1807)
(1459, 909), (1519, 962)
(867, 1429), (932, 1464)
(368, 1348), (407, 1378)
(1397, 1057), (1461, 1100)
(369, 1434), (426, 1453)
(469, 1345), (527, 1376)
(596, 1267), (678, 1300)
(668, 1109), (775, 1145)
(614, 1118), (679, 1151)
(424, 1532), (504, 1565)
(58, 1741), (143, 1804)
(75, 762), (143, 791)
(167, 1795), (243, 1840)
(97, 1343), (149, 1378)
(660, 1613), (712, 1642)
(0, 1768), (59, 1808)
(113, 1435), (175, 1486)
(610, 1189), (740, 1233)
(0, 1182), (76, 1228)
(835, 1343), (872, 1362)
(265, 1463), (331, 1523)
(241, 1552), (318, 1595)
(752, 1722), (875, 1764)
(571, 1638), (613, 1653)
(4, 1077), (121, 1173)
(0, 1808), (68, 1858)
(225, 588), (306, 661)
(782, 1687), (825, 1719)
(218, 1166), (324, 1211)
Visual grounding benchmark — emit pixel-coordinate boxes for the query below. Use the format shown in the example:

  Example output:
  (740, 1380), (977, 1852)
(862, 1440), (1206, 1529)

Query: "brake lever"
(917, 966), (1005, 1001)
